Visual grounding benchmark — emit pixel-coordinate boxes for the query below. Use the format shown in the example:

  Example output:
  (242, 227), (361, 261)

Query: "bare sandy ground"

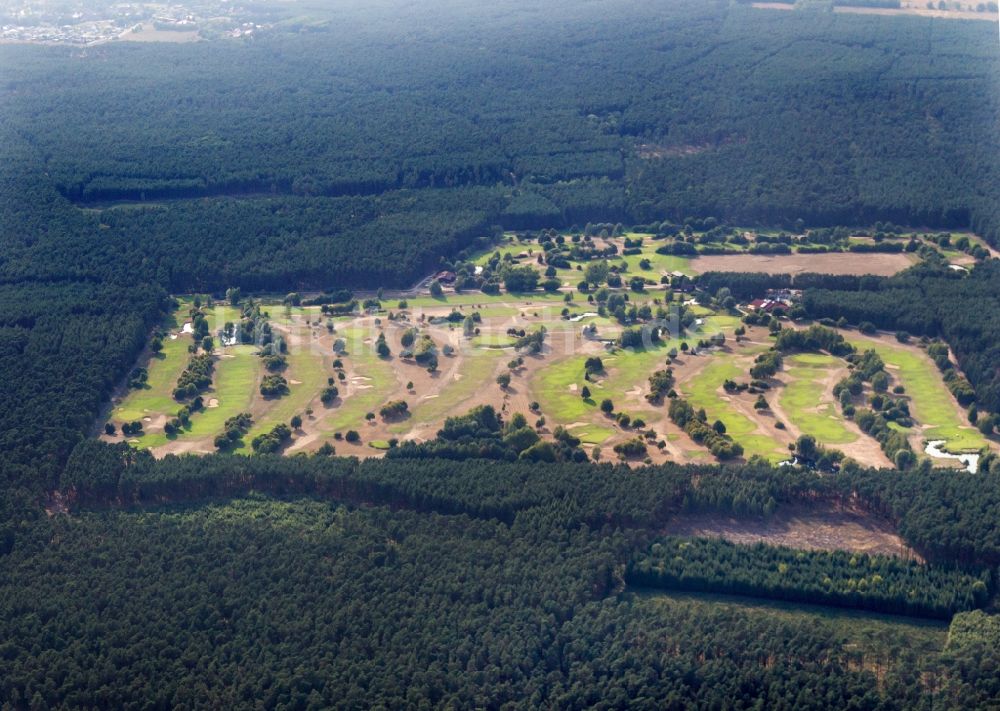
(690, 252), (916, 276)
(664, 503), (921, 560)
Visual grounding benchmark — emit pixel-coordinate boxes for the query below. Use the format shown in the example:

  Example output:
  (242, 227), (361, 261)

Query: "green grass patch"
(247, 318), (329, 441)
(112, 311), (189, 423)
(390, 349), (508, 433)
(573, 425), (616, 446)
(683, 354), (788, 462)
(531, 354), (599, 424)
(849, 339), (986, 452)
(470, 334), (517, 349)
(620, 250), (694, 277)
(780, 354), (856, 445)
(136, 345), (261, 449)
(115, 301), (259, 449)
(404, 293), (564, 310)
(317, 325), (398, 436)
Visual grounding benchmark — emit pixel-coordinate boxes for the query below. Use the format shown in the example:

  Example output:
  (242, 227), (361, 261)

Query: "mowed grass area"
(533, 354), (599, 419)
(683, 354), (788, 462)
(535, 336), (675, 437)
(619, 250), (694, 277)
(603, 339), (674, 390)
(780, 353), (857, 445)
(850, 338), (987, 452)
(113, 301), (261, 449)
(136, 345), (261, 449)
(390, 347), (508, 434)
(246, 335), (328, 441)
(534, 316), (743, 449)
(174, 345), (260, 446)
(112, 309), (188, 423)
(404, 293), (564, 311)
(529, 352), (617, 445)
(315, 325), (398, 437)
(469, 233), (697, 283)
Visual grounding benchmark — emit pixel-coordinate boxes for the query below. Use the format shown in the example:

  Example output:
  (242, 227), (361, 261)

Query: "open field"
(849, 334), (988, 453)
(778, 354), (857, 444)
(470, 229), (991, 291)
(834, 4), (998, 21)
(119, 23), (201, 43)
(664, 503), (921, 560)
(689, 252), (916, 276)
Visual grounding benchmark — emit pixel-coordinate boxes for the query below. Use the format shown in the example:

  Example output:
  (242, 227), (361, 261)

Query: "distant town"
(0, 0), (283, 45)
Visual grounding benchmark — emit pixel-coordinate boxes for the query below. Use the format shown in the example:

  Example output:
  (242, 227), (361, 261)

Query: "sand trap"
(181, 322), (193, 335)
(207, 398), (219, 408)
(422, 394), (440, 400)
(143, 416), (152, 422)
(356, 385), (373, 390)
(352, 376), (372, 382)
(289, 379), (302, 385)
(569, 384), (578, 392)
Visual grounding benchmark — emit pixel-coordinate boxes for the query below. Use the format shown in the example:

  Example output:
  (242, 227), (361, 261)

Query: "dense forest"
(630, 536), (991, 619)
(2, 0), (1000, 291)
(5, 497), (995, 709)
(1, 0), (1000, 706)
(0, 448), (991, 705)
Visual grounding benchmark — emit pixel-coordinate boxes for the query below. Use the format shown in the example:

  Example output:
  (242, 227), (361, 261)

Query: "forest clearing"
(102, 228), (996, 472)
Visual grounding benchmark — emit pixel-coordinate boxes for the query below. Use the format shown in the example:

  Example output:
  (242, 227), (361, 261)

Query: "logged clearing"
(689, 252), (915, 276)
(664, 504), (921, 560)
